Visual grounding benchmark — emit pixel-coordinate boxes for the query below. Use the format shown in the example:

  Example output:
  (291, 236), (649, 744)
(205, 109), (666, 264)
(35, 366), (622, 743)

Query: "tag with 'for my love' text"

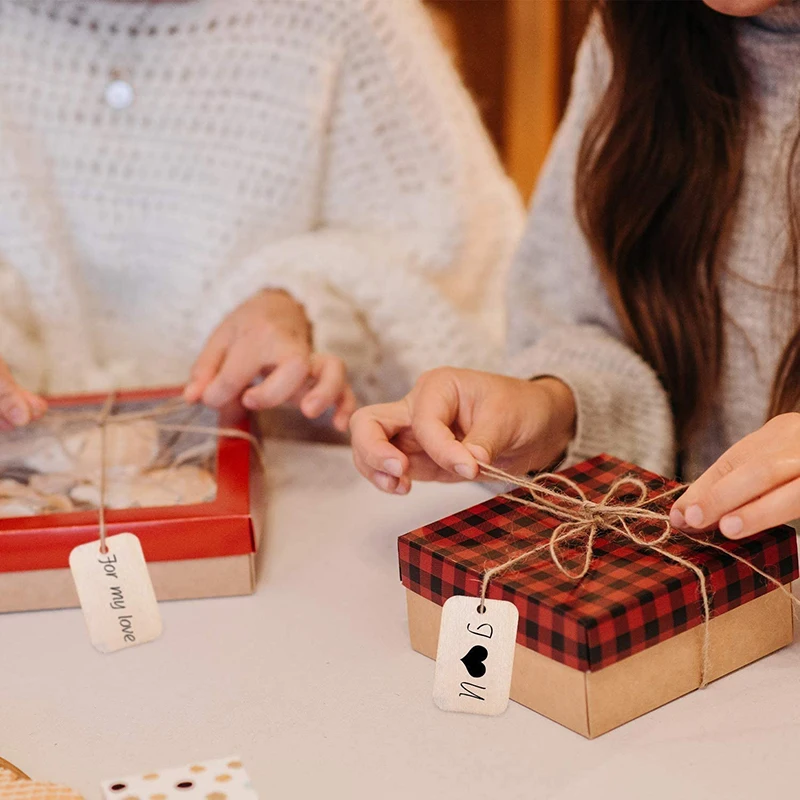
(433, 595), (519, 716)
(69, 533), (162, 653)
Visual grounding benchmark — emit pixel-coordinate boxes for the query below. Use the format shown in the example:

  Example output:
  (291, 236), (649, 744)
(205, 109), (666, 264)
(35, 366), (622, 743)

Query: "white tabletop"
(2, 439), (800, 800)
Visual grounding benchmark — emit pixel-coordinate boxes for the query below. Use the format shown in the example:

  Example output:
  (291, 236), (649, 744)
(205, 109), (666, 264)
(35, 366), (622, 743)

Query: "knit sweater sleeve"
(506, 21), (676, 476)
(194, 0), (524, 405)
(0, 265), (44, 392)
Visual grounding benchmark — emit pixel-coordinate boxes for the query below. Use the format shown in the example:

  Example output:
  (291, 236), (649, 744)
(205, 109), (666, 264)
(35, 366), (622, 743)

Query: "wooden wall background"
(425, 0), (592, 202)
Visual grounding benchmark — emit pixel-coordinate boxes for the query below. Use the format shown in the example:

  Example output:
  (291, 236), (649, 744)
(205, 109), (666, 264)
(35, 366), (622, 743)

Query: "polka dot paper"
(101, 758), (256, 800)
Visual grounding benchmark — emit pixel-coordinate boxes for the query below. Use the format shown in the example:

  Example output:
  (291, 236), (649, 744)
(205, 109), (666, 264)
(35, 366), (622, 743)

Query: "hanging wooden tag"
(69, 532), (162, 653)
(433, 595), (519, 716)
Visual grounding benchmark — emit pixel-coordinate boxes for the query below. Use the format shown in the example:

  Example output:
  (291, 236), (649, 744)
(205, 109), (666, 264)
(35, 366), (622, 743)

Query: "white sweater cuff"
(507, 334), (676, 477)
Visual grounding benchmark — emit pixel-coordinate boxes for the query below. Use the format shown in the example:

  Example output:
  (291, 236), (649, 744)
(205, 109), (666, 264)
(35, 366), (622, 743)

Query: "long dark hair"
(575, 2), (800, 446)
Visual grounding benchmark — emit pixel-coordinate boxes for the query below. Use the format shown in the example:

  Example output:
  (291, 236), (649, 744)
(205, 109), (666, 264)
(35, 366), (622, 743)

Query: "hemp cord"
(475, 462), (799, 687)
(78, 395), (266, 555)
(94, 391), (117, 555)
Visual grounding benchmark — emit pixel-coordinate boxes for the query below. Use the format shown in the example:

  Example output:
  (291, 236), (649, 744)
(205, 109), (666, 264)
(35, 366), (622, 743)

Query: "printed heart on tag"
(460, 645), (488, 678)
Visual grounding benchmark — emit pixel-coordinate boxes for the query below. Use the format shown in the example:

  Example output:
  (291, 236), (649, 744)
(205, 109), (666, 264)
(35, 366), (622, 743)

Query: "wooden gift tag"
(433, 595), (519, 716)
(69, 533), (162, 653)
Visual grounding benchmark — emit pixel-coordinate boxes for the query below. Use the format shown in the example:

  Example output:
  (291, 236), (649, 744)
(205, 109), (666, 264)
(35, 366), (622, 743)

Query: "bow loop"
(475, 461), (800, 688)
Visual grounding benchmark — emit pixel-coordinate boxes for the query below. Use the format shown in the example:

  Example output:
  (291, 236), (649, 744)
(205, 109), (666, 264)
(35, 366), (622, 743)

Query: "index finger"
(670, 433), (762, 529)
(202, 338), (267, 408)
(185, 327), (230, 404)
(410, 380), (477, 479)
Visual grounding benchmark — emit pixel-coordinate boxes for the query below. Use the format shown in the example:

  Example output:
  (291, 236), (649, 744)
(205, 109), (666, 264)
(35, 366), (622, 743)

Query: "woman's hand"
(0, 357), (47, 430)
(185, 288), (356, 431)
(349, 367), (576, 494)
(670, 413), (800, 539)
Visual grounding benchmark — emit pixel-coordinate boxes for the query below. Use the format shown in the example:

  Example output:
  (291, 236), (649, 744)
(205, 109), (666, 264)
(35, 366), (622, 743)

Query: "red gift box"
(399, 454), (799, 737)
(0, 387), (265, 613)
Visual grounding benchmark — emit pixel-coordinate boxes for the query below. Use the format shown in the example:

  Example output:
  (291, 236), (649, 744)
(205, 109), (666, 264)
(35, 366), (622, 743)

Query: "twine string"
(95, 391), (117, 555)
(62, 394), (266, 555)
(475, 462), (800, 688)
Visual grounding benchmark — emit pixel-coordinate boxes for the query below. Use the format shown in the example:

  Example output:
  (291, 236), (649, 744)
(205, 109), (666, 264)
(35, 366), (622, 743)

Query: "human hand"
(185, 289), (356, 431)
(349, 367), (576, 494)
(0, 357), (47, 431)
(670, 413), (800, 539)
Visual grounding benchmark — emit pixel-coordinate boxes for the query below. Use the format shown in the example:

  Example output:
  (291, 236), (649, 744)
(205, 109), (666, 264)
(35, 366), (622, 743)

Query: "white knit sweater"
(0, 0), (523, 403)
(507, 6), (800, 480)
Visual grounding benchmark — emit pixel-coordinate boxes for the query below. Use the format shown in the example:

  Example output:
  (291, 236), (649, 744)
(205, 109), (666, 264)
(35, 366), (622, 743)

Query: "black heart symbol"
(460, 645), (488, 679)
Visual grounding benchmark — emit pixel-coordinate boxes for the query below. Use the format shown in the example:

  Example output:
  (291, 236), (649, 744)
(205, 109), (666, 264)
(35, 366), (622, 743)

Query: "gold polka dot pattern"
(101, 757), (255, 800)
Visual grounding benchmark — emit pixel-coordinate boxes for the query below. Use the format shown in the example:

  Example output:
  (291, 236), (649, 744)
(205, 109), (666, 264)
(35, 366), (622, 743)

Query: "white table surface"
(2, 439), (800, 800)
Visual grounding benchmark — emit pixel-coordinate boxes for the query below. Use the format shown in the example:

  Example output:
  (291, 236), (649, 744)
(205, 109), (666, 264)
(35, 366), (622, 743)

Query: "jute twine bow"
(59, 393), (267, 555)
(476, 462), (800, 687)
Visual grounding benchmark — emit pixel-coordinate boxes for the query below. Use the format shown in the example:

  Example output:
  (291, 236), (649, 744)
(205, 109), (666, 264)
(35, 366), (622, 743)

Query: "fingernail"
(375, 472), (395, 492)
(463, 444), (490, 464)
(720, 515), (744, 538)
(9, 405), (28, 426)
(394, 482), (410, 496)
(685, 504), (704, 528)
(303, 401), (322, 418)
(383, 459), (403, 477)
(669, 507), (686, 529)
(242, 394), (259, 410)
(454, 463), (475, 479)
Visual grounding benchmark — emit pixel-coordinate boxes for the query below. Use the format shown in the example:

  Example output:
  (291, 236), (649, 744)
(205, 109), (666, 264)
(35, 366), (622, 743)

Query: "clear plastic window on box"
(0, 399), (219, 517)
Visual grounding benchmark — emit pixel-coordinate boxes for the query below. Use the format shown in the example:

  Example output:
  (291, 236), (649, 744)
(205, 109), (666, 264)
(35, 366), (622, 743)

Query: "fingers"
(410, 376), (477, 479)
(23, 391), (48, 419)
(716, 475), (800, 539)
(0, 360), (44, 427)
(300, 355), (347, 419)
(241, 354), (311, 410)
(670, 450), (750, 531)
(185, 327), (229, 404)
(350, 402), (412, 492)
(673, 455), (797, 533)
(332, 386), (358, 432)
(352, 446), (412, 496)
(203, 337), (272, 408)
(461, 405), (507, 469)
(670, 415), (800, 532)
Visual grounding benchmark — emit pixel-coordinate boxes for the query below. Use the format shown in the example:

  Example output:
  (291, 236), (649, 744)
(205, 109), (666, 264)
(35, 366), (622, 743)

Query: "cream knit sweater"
(507, 5), (800, 480)
(0, 0), (523, 403)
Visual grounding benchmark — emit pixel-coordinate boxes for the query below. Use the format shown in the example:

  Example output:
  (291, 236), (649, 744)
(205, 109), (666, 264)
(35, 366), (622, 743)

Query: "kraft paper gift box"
(0, 387), (265, 613)
(399, 454), (799, 738)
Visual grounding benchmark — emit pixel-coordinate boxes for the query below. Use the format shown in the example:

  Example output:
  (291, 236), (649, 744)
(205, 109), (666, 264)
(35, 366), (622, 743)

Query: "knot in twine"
(476, 462), (800, 688)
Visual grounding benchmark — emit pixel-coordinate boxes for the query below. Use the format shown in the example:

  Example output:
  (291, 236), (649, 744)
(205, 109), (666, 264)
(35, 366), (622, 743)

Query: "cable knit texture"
(507, 6), (800, 480)
(0, 0), (523, 403)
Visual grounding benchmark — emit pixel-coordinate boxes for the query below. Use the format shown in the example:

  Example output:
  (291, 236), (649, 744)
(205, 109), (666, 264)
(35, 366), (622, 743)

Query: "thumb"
(461, 410), (506, 467)
(462, 441), (491, 466)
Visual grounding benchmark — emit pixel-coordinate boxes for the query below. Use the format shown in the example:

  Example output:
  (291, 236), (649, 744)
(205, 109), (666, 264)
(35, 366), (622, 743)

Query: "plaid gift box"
(399, 454), (799, 738)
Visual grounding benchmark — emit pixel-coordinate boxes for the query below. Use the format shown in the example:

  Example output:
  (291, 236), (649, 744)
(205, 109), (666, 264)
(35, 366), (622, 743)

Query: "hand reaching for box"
(184, 288), (356, 432)
(0, 356), (47, 430)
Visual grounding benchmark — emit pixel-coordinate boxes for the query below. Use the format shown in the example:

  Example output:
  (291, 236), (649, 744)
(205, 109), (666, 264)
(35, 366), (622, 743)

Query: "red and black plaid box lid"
(399, 454), (799, 672)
